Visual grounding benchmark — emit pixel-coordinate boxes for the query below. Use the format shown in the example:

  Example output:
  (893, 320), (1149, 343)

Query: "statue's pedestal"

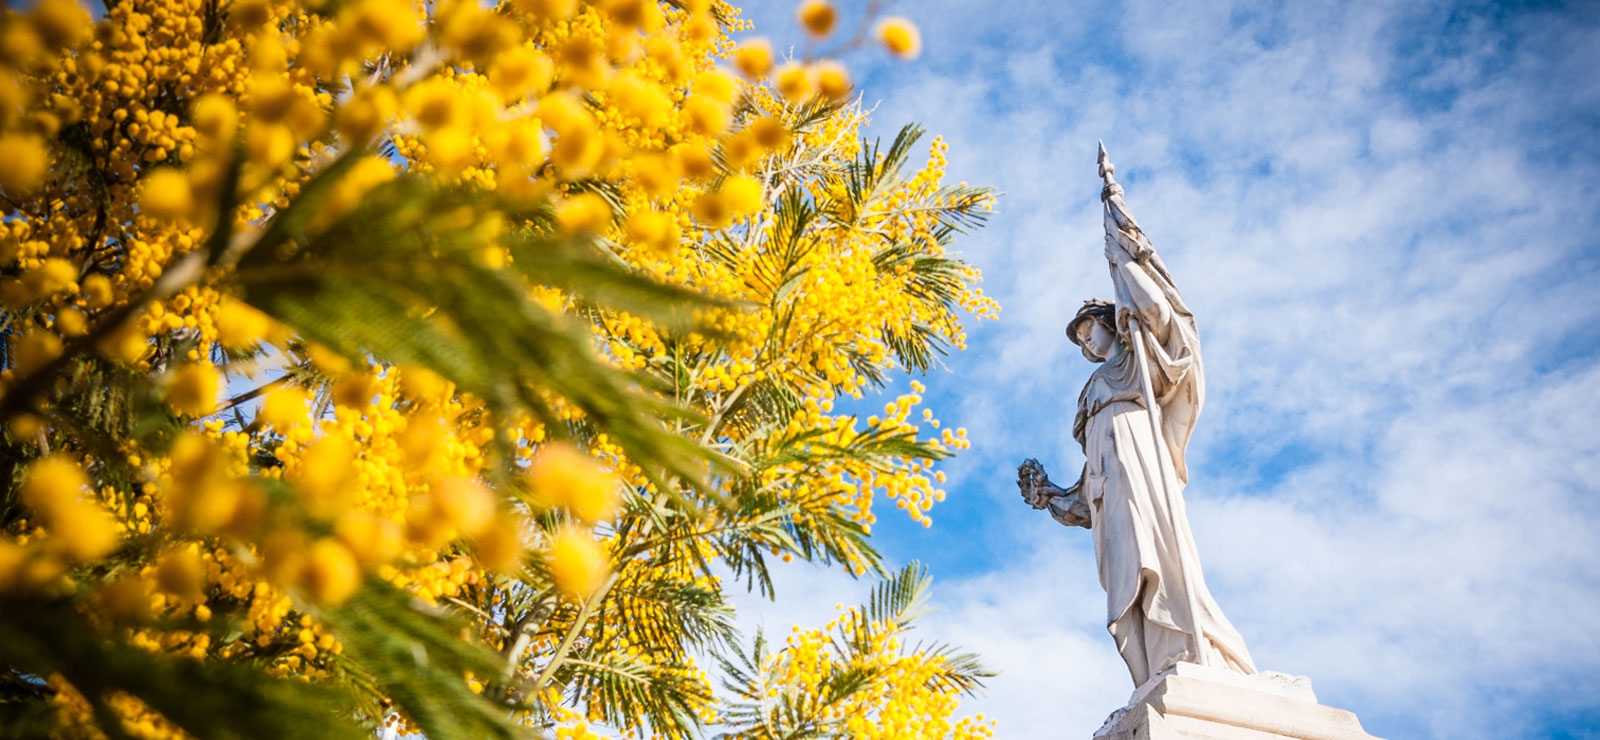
(1093, 663), (1382, 740)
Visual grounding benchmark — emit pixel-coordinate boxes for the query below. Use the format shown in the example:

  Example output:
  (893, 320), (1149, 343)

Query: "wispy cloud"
(729, 1), (1600, 738)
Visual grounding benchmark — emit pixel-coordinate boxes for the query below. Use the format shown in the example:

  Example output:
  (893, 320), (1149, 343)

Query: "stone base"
(1092, 663), (1382, 740)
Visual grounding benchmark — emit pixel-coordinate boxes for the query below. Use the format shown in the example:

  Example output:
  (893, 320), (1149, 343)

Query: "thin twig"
(210, 374), (291, 416)
(530, 571), (619, 690)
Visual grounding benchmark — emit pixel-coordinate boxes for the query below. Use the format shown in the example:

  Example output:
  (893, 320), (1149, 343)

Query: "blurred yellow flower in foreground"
(549, 526), (607, 599)
(797, 0), (837, 37)
(528, 443), (618, 524)
(875, 17), (922, 59)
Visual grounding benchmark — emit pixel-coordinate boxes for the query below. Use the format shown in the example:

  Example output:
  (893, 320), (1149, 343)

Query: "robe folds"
(1071, 243), (1256, 688)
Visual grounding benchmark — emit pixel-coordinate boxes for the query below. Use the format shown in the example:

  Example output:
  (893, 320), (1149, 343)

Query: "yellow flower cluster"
(594, 97), (995, 541)
(49, 678), (192, 740)
(761, 606), (995, 740)
(1, 0), (994, 736)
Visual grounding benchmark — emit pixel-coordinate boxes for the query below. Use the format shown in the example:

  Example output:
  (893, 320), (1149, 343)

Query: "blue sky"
(725, 1), (1600, 738)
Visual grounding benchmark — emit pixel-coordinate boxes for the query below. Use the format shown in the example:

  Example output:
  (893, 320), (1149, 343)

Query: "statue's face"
(1076, 319), (1117, 363)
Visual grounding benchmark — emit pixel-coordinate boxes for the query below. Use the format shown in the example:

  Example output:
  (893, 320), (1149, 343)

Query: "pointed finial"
(1097, 141), (1121, 201)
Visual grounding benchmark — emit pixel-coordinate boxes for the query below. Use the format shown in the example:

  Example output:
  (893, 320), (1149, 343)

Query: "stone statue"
(1019, 144), (1256, 689)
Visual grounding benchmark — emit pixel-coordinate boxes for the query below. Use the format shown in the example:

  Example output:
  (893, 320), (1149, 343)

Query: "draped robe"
(1070, 210), (1256, 688)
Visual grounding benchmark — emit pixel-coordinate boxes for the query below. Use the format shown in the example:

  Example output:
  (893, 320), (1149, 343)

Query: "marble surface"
(1093, 662), (1382, 740)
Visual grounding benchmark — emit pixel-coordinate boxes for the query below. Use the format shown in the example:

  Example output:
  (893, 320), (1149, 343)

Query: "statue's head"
(1066, 299), (1117, 363)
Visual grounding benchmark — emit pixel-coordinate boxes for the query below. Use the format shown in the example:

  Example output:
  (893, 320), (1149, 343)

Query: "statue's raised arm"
(1093, 142), (1205, 483)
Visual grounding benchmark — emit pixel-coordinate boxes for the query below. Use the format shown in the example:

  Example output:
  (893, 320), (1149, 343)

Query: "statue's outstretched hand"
(1017, 458), (1052, 509)
(1018, 459), (1092, 529)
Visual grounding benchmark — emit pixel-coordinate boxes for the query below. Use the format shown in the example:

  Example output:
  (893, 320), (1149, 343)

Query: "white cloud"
(728, 1), (1600, 738)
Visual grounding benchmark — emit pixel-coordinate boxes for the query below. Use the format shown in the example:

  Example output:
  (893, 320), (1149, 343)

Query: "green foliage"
(234, 155), (728, 490)
(320, 580), (525, 740)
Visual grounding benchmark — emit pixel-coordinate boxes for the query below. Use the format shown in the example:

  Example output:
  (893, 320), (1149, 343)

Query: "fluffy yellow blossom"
(600, 0), (663, 32)
(397, 365), (451, 403)
(397, 415), (447, 471)
(55, 307), (87, 336)
(0, 541), (28, 594)
(774, 63), (815, 101)
(683, 94), (733, 137)
(430, 477), (497, 539)
(876, 17), (922, 59)
(259, 385), (310, 430)
(156, 546), (206, 598)
(213, 299), (272, 349)
(527, 443), (618, 524)
(436, 0), (518, 64)
(30, 259), (79, 297)
(404, 492), (455, 549)
(226, 0), (271, 30)
(12, 331), (62, 376)
(607, 72), (673, 127)
(405, 79), (467, 132)
(166, 432), (241, 532)
(472, 517), (527, 574)
(719, 174), (764, 217)
(139, 169), (195, 220)
(340, 0), (426, 53)
(335, 511), (403, 567)
(261, 529), (309, 586)
(35, 258), (79, 294)
(549, 526), (607, 599)
(490, 45), (555, 103)
(21, 456), (89, 519)
(335, 86), (399, 145)
(294, 436), (358, 518)
(192, 94), (239, 141)
(549, 125), (606, 175)
(629, 150), (681, 198)
(98, 576), (152, 625)
(331, 373), (375, 408)
(96, 322), (148, 364)
(81, 274), (114, 309)
(733, 38), (774, 79)
(0, 134), (49, 196)
(29, 0), (91, 49)
(166, 363), (220, 416)
(624, 209), (680, 256)
(675, 142), (717, 180)
(554, 34), (609, 89)
(556, 192), (613, 234)
(300, 538), (361, 605)
(691, 190), (732, 229)
(797, 0), (837, 37)
(305, 344), (352, 374)
(695, 66), (740, 100)
(816, 61), (852, 101)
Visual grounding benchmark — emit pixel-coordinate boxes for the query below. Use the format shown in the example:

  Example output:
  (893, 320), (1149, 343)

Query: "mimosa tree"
(0, 0), (999, 737)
